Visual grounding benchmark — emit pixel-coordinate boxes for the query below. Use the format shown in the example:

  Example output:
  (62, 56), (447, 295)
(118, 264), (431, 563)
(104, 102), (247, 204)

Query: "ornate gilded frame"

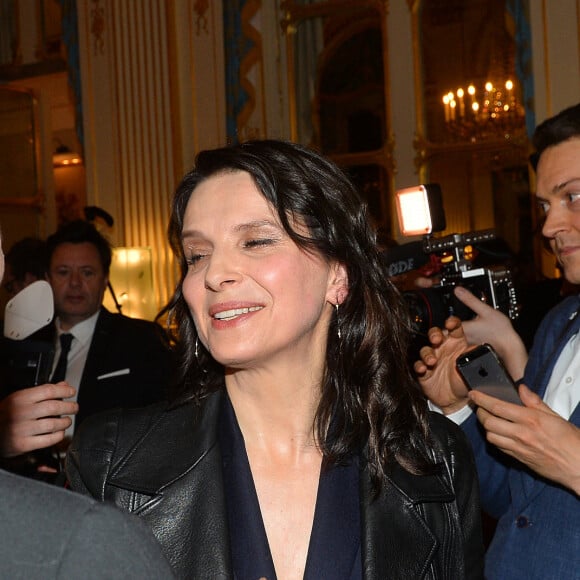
(0, 86), (45, 212)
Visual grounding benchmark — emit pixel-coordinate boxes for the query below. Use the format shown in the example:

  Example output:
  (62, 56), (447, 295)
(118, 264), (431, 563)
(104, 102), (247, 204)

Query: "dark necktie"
(51, 333), (74, 383)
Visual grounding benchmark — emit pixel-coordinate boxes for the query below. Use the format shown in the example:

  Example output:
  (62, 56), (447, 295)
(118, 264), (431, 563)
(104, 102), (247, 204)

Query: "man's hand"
(414, 316), (472, 414)
(470, 385), (580, 495)
(454, 286), (528, 380)
(0, 383), (78, 458)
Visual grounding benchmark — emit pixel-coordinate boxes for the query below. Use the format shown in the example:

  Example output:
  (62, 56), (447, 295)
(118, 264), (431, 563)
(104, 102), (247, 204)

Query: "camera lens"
(404, 288), (453, 335)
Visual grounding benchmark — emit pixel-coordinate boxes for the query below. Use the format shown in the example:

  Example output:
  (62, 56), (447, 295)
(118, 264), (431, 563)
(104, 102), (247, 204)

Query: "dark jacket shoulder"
(67, 395), (218, 498)
(0, 469), (174, 578)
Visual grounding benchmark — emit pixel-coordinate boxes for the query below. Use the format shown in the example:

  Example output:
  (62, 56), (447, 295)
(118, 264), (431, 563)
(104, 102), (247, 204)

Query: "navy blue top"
(220, 394), (362, 580)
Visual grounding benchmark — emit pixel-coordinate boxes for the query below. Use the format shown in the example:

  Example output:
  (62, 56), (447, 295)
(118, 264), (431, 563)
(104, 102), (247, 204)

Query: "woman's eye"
(566, 192), (580, 206)
(186, 253), (205, 266)
(244, 238), (275, 248)
(538, 201), (549, 214)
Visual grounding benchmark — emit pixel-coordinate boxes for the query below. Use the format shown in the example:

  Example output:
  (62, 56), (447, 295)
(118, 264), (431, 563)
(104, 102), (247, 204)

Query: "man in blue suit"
(415, 103), (580, 579)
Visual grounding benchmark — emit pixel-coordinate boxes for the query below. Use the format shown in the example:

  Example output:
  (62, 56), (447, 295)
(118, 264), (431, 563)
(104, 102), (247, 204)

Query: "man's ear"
(328, 262), (349, 304)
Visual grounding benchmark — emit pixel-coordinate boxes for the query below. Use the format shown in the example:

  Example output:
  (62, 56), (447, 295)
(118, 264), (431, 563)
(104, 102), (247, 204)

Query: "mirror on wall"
(0, 86), (48, 315)
(412, 0), (532, 257)
(0, 87), (46, 245)
(283, 0), (393, 231)
(0, 88), (39, 201)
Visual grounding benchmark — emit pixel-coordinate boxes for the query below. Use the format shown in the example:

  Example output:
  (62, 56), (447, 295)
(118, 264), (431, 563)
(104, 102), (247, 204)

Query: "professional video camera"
(386, 183), (519, 336)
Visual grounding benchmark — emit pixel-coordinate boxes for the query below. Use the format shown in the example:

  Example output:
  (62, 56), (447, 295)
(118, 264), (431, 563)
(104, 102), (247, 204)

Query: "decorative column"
(77, 0), (226, 314)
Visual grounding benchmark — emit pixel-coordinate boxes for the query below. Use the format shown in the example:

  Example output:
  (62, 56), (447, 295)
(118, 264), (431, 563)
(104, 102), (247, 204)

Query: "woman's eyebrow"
(181, 229), (202, 241)
(233, 219), (280, 233)
(181, 220), (280, 241)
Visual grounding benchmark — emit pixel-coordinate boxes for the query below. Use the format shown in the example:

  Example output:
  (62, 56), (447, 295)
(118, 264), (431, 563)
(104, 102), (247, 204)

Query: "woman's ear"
(327, 262), (349, 304)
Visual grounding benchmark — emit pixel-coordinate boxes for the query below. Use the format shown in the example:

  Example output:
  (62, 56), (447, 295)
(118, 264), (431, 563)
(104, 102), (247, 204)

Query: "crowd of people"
(0, 219), (173, 482)
(0, 228), (174, 578)
(0, 103), (578, 578)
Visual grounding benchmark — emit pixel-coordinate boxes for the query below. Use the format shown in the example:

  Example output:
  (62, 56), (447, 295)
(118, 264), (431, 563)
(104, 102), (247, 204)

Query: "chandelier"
(441, 80), (525, 142)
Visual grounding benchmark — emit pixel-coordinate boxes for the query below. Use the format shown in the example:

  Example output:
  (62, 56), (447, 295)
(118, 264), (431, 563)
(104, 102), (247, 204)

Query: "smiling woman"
(67, 139), (485, 579)
(180, 170), (342, 371)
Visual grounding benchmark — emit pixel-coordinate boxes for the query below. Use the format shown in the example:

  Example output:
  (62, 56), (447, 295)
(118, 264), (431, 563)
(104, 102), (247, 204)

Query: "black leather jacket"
(67, 391), (484, 579)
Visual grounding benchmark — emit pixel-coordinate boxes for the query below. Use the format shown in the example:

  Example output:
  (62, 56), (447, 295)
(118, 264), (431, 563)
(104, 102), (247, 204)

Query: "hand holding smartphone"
(456, 343), (522, 405)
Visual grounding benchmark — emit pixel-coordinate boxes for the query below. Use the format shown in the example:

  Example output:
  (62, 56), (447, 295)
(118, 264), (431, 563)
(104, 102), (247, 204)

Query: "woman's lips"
(557, 245), (579, 258)
(212, 305), (263, 321)
(208, 303), (264, 327)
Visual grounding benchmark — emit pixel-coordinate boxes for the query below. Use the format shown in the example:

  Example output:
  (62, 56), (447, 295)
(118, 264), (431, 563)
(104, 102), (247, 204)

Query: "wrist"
(429, 399), (474, 425)
(428, 397), (471, 415)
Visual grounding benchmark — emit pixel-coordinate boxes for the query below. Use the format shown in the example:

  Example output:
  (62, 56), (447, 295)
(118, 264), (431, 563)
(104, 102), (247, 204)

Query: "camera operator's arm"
(470, 385), (580, 495)
(454, 286), (528, 380)
(0, 383), (78, 458)
(414, 316), (472, 414)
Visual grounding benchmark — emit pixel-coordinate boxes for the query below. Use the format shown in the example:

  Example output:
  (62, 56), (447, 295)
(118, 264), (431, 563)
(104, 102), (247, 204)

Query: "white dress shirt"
(543, 333), (580, 419)
(52, 310), (100, 438)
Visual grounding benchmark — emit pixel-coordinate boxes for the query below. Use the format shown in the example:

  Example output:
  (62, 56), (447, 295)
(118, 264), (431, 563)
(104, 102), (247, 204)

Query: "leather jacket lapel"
(108, 393), (222, 492)
(107, 392), (233, 579)
(361, 461), (454, 579)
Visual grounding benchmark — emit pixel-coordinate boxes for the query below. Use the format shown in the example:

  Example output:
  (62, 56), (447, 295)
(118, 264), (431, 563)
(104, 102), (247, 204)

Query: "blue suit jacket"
(463, 295), (580, 579)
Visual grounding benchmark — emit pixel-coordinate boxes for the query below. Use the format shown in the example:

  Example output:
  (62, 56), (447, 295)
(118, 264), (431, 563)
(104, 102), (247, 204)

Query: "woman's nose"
(203, 251), (241, 290)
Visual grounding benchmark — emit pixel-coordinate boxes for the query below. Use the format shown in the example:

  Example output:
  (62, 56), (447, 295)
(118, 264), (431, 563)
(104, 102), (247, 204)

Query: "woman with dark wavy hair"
(67, 140), (483, 579)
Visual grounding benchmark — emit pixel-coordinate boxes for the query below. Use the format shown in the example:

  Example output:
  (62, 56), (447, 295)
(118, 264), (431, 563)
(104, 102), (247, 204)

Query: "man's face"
(48, 242), (108, 330)
(537, 137), (580, 285)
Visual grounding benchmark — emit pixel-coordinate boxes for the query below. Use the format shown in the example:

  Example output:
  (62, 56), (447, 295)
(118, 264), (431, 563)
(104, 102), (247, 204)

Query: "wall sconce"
(52, 144), (83, 167)
(102, 247), (157, 321)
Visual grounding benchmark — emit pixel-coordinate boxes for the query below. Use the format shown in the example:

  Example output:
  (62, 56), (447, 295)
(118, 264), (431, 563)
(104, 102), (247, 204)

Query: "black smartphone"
(456, 343), (522, 405)
(0, 338), (55, 396)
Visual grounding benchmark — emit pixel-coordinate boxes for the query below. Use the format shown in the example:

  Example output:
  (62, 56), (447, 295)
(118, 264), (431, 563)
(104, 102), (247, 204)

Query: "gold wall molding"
(79, 0), (182, 313)
(237, 0), (263, 138)
(541, 0), (551, 115)
(194, 0), (209, 34)
(90, 0), (105, 55)
(78, 0), (229, 313)
(408, 0), (425, 181)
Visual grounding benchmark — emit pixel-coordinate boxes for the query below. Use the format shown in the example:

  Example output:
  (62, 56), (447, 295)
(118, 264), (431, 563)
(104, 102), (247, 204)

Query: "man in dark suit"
(0, 220), (172, 474)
